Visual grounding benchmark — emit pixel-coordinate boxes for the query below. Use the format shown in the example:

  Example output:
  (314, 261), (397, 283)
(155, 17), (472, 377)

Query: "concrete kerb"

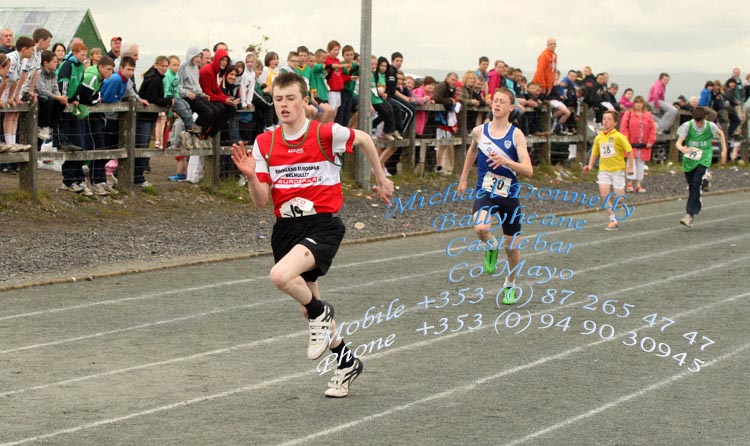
(2, 187), (748, 293)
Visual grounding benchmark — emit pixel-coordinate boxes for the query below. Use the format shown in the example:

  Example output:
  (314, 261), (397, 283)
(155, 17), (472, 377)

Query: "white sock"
(503, 278), (515, 288)
(487, 236), (498, 250)
(4, 133), (12, 144)
(609, 215), (617, 222)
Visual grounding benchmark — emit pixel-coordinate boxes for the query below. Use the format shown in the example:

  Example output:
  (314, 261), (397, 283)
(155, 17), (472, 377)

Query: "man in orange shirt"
(532, 37), (557, 97)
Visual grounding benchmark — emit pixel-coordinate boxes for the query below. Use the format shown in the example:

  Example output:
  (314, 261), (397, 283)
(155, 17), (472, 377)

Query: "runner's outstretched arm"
(231, 142), (271, 207)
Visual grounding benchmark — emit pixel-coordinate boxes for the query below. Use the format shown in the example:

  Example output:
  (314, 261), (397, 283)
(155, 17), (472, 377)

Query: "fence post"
(539, 104), (551, 165)
(402, 115), (416, 173)
(203, 133), (221, 187)
(667, 115), (680, 164)
(118, 99), (137, 193)
(453, 103), (468, 178)
(742, 115), (749, 164)
(18, 103), (39, 198)
(576, 104), (588, 164)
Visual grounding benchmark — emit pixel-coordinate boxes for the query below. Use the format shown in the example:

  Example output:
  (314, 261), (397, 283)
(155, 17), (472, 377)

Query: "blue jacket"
(698, 88), (712, 107)
(101, 72), (129, 103)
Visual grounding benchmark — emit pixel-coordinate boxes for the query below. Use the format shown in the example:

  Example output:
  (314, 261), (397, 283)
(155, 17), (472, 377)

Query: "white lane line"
(269, 288), (750, 446)
(2, 261), (748, 446)
(1, 209), (746, 324)
(2, 242), (747, 400)
(500, 342), (750, 446)
(3, 232), (747, 356)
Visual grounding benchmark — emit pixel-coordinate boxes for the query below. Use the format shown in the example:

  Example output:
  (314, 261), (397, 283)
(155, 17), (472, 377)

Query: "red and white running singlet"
(253, 119), (355, 217)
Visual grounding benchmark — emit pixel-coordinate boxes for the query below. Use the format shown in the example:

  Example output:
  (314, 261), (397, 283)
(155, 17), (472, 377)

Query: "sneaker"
(106, 175), (118, 187)
(501, 286), (518, 305)
(99, 182), (119, 195)
(701, 177), (710, 192)
(324, 358), (363, 398)
(8, 143), (31, 152)
(307, 301), (334, 360)
(89, 183), (109, 196)
(435, 166), (448, 176)
(61, 182), (82, 193)
(380, 133), (395, 141)
(167, 174), (187, 182)
(186, 124), (202, 135)
(154, 141), (162, 149)
(137, 181), (153, 188)
(392, 130), (404, 140)
(37, 127), (52, 140)
(606, 221), (619, 231)
(78, 182), (94, 196)
(180, 132), (193, 149)
(383, 167), (392, 177)
(484, 249), (498, 274)
(679, 214), (693, 227)
(0, 143), (11, 153)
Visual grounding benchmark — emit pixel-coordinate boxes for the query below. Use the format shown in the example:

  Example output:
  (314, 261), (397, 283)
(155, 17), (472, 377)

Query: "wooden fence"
(2, 99), (747, 199)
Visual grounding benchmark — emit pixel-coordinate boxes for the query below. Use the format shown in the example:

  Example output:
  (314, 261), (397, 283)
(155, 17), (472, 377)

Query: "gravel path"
(1, 159), (748, 288)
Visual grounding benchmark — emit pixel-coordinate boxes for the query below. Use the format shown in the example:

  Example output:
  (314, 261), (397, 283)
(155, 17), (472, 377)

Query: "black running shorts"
(471, 194), (522, 236)
(271, 213), (346, 282)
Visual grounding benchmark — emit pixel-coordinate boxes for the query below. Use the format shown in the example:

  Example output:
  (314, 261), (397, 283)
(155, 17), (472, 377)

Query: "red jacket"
(620, 109), (656, 161)
(199, 49), (229, 103)
(324, 56), (351, 92)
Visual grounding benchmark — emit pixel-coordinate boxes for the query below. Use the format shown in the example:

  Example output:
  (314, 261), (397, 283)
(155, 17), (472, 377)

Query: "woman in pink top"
(619, 96), (656, 192)
(619, 88), (634, 110)
(411, 76), (436, 136)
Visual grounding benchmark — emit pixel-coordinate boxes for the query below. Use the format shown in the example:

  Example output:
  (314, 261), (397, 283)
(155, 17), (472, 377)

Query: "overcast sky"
(12, 0), (750, 77)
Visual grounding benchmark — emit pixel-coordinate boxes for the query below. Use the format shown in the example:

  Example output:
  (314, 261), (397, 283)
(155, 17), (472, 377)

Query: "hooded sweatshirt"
(199, 48), (229, 103)
(56, 52), (85, 99)
(179, 45), (203, 98)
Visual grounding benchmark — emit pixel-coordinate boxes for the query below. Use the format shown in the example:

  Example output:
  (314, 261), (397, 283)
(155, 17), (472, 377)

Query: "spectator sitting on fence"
(179, 45), (220, 149)
(78, 55), (115, 195)
(411, 75), (435, 138)
(31, 50), (68, 148)
(199, 48), (237, 145)
(619, 88), (634, 110)
(544, 74), (572, 135)
(523, 82), (546, 136)
(698, 80), (719, 123)
(648, 72), (678, 134)
(3, 36), (34, 152)
(164, 55), (201, 148)
(222, 63), (242, 144)
(475, 56), (490, 89)
(0, 55), (12, 153)
(386, 52), (415, 136)
(372, 56), (399, 141)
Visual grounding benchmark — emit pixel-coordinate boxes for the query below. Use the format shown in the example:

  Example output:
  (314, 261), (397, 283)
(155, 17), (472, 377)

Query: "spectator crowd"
(1, 29), (748, 193)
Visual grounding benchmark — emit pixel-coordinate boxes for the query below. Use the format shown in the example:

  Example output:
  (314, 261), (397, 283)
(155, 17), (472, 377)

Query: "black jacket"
(137, 66), (171, 121)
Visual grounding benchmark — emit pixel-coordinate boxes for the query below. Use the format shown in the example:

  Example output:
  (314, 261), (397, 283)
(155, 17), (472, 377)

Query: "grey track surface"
(1, 192), (749, 446)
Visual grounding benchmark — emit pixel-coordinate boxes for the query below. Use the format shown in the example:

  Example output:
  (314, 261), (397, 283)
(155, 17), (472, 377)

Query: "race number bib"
(280, 197), (317, 218)
(685, 149), (702, 161)
(482, 172), (512, 197)
(600, 142), (616, 158)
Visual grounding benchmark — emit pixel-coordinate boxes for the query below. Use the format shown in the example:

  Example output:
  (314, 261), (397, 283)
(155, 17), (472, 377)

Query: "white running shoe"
(325, 358), (363, 398)
(307, 301), (334, 360)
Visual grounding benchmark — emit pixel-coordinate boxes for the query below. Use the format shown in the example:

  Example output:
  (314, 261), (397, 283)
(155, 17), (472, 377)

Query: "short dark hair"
(15, 36), (34, 51)
(99, 55), (115, 67)
(120, 56), (136, 68)
(692, 106), (707, 122)
(273, 72), (309, 99)
(423, 76), (436, 86)
(40, 50), (56, 65)
(296, 45), (309, 54)
(391, 51), (403, 61)
(212, 41), (227, 52)
(32, 28), (52, 43)
(479, 56), (489, 64)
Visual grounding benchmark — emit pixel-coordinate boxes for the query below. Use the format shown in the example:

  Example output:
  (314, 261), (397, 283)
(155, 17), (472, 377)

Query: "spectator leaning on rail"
(647, 72), (677, 134)
(386, 52), (416, 135)
(432, 72), (459, 175)
(532, 37), (557, 97)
